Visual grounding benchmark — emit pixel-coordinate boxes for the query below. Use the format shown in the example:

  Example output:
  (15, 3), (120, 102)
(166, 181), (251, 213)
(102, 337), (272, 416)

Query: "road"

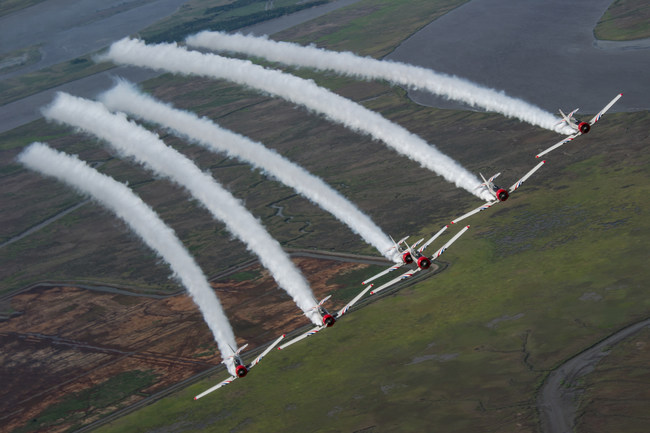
(537, 317), (650, 433)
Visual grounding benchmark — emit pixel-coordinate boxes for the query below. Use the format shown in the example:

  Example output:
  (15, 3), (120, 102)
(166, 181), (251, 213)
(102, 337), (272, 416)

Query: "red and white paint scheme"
(193, 334), (286, 400)
(278, 288), (379, 350)
(361, 226), (451, 287)
(450, 160), (546, 225)
(536, 93), (622, 159)
(369, 224), (470, 296)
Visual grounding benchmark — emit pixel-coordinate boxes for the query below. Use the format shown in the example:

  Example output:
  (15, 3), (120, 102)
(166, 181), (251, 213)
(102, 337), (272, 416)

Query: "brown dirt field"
(0, 256), (370, 433)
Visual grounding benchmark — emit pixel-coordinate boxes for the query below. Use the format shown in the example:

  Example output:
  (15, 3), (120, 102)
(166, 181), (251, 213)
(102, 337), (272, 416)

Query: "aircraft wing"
(278, 326), (325, 350)
(336, 284), (374, 318)
(450, 201), (496, 225)
(508, 160), (546, 193)
(361, 263), (404, 285)
(418, 225), (448, 253)
(194, 376), (237, 400)
(370, 268), (422, 296)
(589, 93), (622, 125)
(429, 225), (470, 259)
(535, 133), (579, 159)
(249, 334), (286, 368)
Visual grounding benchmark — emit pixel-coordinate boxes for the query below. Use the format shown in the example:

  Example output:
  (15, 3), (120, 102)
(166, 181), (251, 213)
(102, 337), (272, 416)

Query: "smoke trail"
(186, 31), (573, 135)
(99, 38), (493, 201)
(18, 142), (238, 358)
(99, 80), (396, 259)
(42, 93), (323, 326)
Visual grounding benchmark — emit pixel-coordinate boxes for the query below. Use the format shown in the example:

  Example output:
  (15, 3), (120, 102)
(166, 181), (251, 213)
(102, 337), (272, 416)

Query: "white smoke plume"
(42, 93), (323, 326)
(186, 31), (573, 135)
(18, 142), (238, 358)
(99, 38), (494, 201)
(99, 80), (395, 259)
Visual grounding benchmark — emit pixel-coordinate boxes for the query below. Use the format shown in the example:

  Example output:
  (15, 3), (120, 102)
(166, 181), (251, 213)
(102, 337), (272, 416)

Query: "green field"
(3, 0), (650, 431)
(595, 0), (650, 40)
(92, 152), (650, 432)
(15, 370), (158, 433)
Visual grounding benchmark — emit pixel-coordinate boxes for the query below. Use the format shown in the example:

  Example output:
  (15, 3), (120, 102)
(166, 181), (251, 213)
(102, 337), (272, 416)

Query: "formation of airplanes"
(194, 93), (622, 401)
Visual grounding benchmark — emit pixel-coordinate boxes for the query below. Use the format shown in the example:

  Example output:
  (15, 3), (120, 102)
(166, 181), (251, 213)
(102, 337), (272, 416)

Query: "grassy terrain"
(594, 0), (650, 40)
(3, 1), (649, 432)
(274, 0), (469, 57)
(0, 55), (114, 106)
(0, 45), (42, 75)
(15, 370), (158, 433)
(92, 151), (650, 432)
(140, 0), (332, 43)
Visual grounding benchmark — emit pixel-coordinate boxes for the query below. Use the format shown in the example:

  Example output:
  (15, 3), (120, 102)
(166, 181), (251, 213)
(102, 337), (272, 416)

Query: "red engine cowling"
(578, 122), (590, 134)
(235, 365), (248, 378)
(496, 188), (509, 201)
(417, 256), (431, 270)
(402, 252), (413, 264)
(323, 314), (336, 327)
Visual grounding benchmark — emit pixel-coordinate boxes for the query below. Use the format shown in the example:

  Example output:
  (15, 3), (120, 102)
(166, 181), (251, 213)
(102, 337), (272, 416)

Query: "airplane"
(194, 334), (286, 400)
(449, 160), (546, 225)
(361, 226), (450, 286)
(278, 289), (374, 350)
(369, 224), (470, 296)
(535, 93), (622, 158)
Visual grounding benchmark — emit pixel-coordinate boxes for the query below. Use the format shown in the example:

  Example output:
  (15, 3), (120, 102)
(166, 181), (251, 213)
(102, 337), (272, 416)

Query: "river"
(386, 0), (649, 113)
(0, 0), (192, 79)
(0, 0), (361, 134)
